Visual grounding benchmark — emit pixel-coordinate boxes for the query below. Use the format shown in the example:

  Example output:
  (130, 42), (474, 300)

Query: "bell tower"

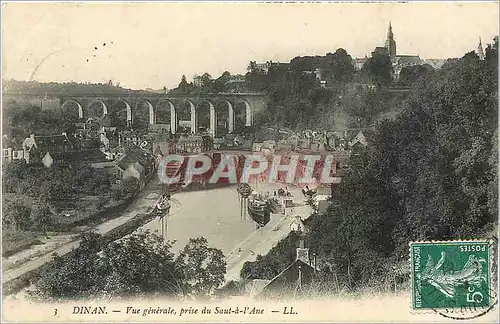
(477, 37), (485, 60)
(385, 21), (397, 58)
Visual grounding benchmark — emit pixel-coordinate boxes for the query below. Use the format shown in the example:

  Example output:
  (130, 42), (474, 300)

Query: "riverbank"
(2, 206), (161, 296)
(1, 178), (165, 295)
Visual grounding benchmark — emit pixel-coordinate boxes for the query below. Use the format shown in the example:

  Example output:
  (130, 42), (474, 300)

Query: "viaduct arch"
(60, 99), (84, 119)
(87, 99), (108, 117)
(56, 93), (264, 137)
(112, 99), (132, 125)
(133, 99), (155, 126)
(196, 99), (216, 137)
(216, 99), (234, 134)
(157, 98), (177, 134)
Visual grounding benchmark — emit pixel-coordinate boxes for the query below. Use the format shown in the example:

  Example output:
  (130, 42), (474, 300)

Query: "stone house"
(22, 133), (107, 165)
(250, 242), (318, 300)
(122, 162), (146, 190)
(2, 146), (26, 164)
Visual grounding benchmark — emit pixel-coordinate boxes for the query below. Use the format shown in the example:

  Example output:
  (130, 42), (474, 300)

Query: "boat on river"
(247, 194), (272, 227)
(154, 194), (171, 218)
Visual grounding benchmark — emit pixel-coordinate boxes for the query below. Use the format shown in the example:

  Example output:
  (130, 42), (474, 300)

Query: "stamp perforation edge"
(408, 238), (498, 317)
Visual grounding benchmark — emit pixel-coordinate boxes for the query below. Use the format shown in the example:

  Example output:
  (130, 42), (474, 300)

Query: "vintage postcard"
(1, 1), (499, 322)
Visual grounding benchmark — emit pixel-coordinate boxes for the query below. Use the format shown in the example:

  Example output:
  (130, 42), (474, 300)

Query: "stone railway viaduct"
(3, 92), (268, 137)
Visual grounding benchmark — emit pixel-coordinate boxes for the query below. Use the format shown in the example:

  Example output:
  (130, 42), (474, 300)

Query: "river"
(135, 184), (260, 256)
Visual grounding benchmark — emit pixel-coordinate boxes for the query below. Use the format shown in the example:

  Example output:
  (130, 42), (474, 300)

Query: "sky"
(2, 2), (499, 90)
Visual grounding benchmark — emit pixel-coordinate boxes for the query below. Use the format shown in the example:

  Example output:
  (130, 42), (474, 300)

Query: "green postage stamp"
(410, 240), (497, 316)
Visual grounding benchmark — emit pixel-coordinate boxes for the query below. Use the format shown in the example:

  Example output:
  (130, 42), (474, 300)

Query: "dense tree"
(323, 48), (355, 83)
(3, 102), (78, 143)
(30, 202), (53, 233)
(176, 237), (226, 297)
(98, 232), (183, 298)
(243, 48), (399, 130)
(199, 73), (213, 88)
(4, 160), (112, 200)
(3, 160), (115, 232)
(361, 52), (393, 86)
(178, 75), (189, 93)
(3, 80), (144, 96)
(245, 70), (269, 92)
(241, 232), (300, 280)
(31, 232), (221, 300)
(290, 56), (323, 72)
(3, 199), (32, 231)
(398, 64), (434, 86)
(212, 71), (231, 93)
(31, 232), (103, 300)
(112, 177), (139, 201)
(262, 70), (335, 128)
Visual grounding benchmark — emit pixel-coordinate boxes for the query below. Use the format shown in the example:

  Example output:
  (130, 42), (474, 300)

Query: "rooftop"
(117, 147), (153, 170)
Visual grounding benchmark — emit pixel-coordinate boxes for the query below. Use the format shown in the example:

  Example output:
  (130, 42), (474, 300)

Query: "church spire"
(385, 21), (396, 58)
(477, 37), (485, 60)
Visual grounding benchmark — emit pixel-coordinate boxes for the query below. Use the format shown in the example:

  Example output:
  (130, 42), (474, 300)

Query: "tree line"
(3, 80), (151, 95)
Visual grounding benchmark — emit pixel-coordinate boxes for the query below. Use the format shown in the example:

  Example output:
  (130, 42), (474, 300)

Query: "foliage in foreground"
(30, 232), (227, 300)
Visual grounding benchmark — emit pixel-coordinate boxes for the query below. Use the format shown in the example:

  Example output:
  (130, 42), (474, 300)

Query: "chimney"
(297, 265), (302, 289)
(313, 252), (317, 274)
(296, 239), (310, 265)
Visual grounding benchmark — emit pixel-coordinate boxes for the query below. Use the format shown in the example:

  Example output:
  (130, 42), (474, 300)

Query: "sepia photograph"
(1, 1), (499, 322)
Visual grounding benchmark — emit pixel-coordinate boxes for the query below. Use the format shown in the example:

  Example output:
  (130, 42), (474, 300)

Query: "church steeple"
(385, 21), (397, 58)
(477, 37), (485, 60)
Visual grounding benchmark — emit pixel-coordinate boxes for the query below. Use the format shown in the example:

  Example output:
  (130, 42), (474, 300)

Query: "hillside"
(2, 80), (154, 96)
(241, 40), (499, 293)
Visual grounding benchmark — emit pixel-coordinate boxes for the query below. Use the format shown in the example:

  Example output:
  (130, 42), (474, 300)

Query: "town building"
(372, 46), (390, 57)
(225, 75), (248, 92)
(366, 22), (432, 81)
(252, 142), (263, 152)
(193, 74), (204, 87)
(122, 162), (146, 190)
(149, 123), (171, 133)
(171, 134), (213, 155)
(213, 138), (225, 150)
(114, 147), (156, 189)
(314, 195), (332, 213)
(2, 146), (26, 164)
(248, 238), (318, 299)
(21, 133), (107, 165)
(353, 57), (368, 70)
(290, 216), (307, 233)
(152, 141), (169, 158)
(347, 130), (368, 148)
(119, 130), (145, 147)
(247, 61), (290, 74)
(260, 140), (276, 155)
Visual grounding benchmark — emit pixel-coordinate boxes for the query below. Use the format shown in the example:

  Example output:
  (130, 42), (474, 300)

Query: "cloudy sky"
(2, 2), (498, 90)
